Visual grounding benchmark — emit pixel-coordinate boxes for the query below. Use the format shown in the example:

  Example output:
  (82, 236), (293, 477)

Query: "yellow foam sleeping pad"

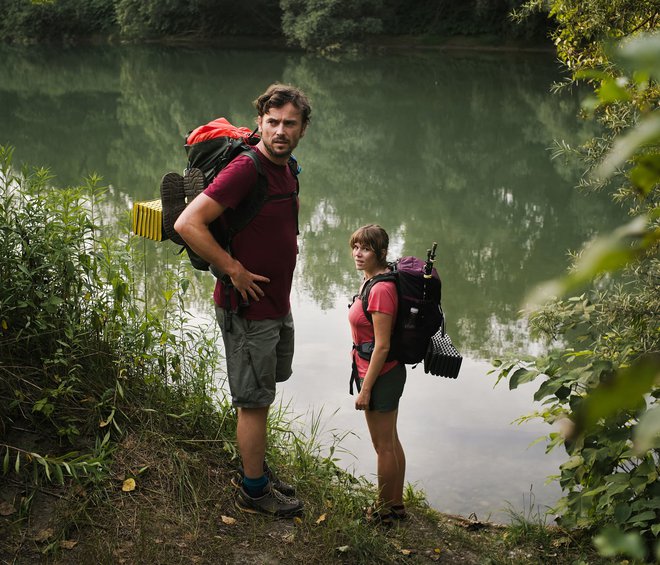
(132, 199), (165, 241)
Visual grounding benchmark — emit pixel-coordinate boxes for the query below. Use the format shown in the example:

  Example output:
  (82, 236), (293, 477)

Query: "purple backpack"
(355, 248), (443, 365)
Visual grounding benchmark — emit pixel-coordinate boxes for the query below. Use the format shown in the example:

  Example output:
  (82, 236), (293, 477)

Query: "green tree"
(114, 0), (282, 40)
(280, 0), (383, 53)
(494, 1), (659, 559)
(114, 0), (199, 39)
(0, 0), (116, 43)
(515, 0), (658, 72)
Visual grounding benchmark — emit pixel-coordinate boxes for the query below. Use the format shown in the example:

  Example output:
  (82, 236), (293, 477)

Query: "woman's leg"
(364, 409), (406, 507)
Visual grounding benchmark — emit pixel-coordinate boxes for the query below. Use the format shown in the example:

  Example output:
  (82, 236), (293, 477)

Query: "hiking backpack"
(354, 245), (444, 365)
(161, 117), (300, 272)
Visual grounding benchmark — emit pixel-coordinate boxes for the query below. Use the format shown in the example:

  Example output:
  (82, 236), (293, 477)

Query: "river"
(0, 44), (624, 522)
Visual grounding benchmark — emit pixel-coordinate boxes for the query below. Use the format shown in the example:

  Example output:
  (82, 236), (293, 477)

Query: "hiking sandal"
(366, 506), (395, 526)
(390, 504), (408, 521)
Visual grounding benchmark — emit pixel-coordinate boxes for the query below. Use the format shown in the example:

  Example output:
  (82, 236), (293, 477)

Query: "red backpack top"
(186, 117), (254, 145)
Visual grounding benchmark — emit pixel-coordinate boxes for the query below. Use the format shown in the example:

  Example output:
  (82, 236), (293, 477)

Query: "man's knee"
(238, 406), (269, 425)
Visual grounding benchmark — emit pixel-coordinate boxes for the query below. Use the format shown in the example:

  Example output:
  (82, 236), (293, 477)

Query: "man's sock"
(242, 474), (268, 498)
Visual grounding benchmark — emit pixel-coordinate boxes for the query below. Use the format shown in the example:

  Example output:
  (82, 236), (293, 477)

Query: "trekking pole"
(424, 242), (437, 279)
(420, 242), (437, 307)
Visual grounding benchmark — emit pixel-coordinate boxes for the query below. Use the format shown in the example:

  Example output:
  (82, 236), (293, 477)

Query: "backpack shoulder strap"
(223, 150), (301, 247)
(241, 148), (264, 177)
(360, 271), (397, 324)
(223, 150), (268, 243)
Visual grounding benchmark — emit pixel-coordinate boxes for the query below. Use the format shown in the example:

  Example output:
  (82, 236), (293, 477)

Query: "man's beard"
(263, 137), (293, 160)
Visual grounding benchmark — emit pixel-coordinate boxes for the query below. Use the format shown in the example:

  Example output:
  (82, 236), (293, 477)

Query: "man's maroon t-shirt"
(204, 147), (298, 320)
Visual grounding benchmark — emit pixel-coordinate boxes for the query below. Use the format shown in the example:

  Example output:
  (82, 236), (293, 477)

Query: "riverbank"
(0, 421), (608, 564)
(366, 33), (554, 53)
(0, 142), (607, 563)
(1, 29), (554, 55)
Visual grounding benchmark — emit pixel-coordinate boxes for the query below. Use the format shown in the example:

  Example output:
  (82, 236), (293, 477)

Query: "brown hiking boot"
(235, 481), (303, 518)
(231, 462), (296, 497)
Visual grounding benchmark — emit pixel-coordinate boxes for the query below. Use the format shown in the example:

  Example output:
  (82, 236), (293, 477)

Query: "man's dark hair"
(254, 83), (312, 125)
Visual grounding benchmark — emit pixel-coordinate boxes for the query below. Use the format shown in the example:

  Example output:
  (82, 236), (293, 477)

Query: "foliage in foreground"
(494, 2), (659, 560)
(0, 142), (228, 494)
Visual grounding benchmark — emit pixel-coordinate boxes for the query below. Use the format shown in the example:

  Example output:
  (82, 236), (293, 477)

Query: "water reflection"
(1, 45), (625, 520)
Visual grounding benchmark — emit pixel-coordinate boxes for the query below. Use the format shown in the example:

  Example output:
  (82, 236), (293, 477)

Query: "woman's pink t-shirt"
(348, 280), (398, 378)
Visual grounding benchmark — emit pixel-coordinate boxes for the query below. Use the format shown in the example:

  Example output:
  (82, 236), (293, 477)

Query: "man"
(174, 84), (311, 517)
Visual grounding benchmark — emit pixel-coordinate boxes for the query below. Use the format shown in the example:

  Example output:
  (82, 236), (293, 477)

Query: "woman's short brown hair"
(349, 224), (389, 267)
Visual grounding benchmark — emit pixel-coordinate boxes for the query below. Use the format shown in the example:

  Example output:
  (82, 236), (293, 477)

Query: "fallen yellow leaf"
(401, 549), (412, 556)
(0, 501), (16, 516)
(293, 516), (303, 526)
(61, 540), (78, 550)
(315, 513), (327, 525)
(122, 478), (136, 492)
(552, 536), (572, 547)
(221, 515), (236, 525)
(33, 528), (54, 542)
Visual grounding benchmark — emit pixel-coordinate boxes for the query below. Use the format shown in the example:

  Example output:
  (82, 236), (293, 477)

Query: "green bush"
(280, 0), (383, 53)
(380, 0), (548, 38)
(114, 0), (199, 39)
(115, 0), (283, 40)
(0, 0), (116, 43)
(492, 2), (660, 557)
(0, 145), (223, 482)
(192, 0), (283, 37)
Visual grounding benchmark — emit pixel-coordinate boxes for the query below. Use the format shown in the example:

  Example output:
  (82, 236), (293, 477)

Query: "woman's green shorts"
(354, 362), (407, 412)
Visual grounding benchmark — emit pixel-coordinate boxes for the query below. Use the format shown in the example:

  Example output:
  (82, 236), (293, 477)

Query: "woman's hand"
(355, 388), (371, 411)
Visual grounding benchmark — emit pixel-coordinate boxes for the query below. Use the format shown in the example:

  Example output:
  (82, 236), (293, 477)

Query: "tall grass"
(0, 144), (227, 483)
(0, 145), (428, 563)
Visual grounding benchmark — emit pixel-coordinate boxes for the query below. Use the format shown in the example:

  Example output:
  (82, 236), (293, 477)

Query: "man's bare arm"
(174, 193), (269, 301)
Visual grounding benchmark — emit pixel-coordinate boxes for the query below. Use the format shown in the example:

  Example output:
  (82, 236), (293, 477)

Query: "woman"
(348, 224), (407, 523)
